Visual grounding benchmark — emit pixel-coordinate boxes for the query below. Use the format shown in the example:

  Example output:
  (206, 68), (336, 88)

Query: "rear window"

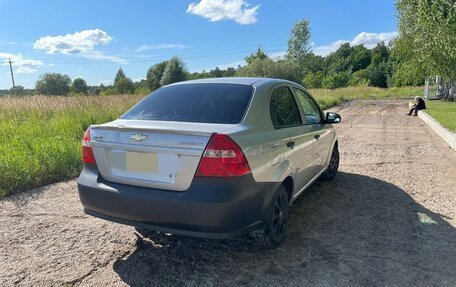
(121, 83), (253, 124)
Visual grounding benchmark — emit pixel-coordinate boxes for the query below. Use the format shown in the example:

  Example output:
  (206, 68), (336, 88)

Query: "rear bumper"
(77, 166), (278, 239)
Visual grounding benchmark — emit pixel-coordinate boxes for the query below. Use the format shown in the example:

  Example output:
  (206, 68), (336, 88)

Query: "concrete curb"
(418, 110), (456, 150)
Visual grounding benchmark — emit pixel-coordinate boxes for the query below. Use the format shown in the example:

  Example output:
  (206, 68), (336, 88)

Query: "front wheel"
(254, 185), (289, 248)
(320, 144), (339, 181)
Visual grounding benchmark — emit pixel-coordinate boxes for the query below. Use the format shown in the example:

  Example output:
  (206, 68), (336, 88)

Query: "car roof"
(167, 77), (299, 88)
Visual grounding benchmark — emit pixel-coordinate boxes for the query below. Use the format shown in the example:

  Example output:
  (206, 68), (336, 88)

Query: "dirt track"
(1, 100), (456, 287)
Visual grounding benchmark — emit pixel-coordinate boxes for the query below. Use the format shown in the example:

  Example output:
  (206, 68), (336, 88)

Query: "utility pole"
(8, 59), (15, 88)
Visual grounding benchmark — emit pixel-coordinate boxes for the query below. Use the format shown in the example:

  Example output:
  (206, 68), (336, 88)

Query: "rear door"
(293, 89), (332, 173)
(269, 86), (317, 194)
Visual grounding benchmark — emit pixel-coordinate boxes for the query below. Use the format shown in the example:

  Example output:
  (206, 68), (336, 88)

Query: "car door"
(293, 89), (333, 174)
(269, 85), (317, 195)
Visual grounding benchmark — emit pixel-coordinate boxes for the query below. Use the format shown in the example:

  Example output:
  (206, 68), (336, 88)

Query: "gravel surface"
(1, 100), (456, 287)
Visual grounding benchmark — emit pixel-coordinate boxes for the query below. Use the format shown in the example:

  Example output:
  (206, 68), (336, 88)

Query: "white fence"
(424, 76), (456, 100)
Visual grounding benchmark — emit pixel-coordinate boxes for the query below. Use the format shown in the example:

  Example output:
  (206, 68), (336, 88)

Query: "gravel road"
(1, 100), (456, 287)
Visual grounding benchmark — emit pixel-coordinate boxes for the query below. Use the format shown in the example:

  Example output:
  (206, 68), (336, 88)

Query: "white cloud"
(186, 0), (260, 25)
(97, 80), (112, 86)
(34, 29), (111, 54)
(215, 60), (246, 70)
(34, 29), (127, 64)
(133, 77), (146, 82)
(0, 52), (43, 74)
(351, 32), (398, 48)
(313, 31), (398, 56)
(135, 44), (190, 52)
(269, 51), (286, 60)
(79, 51), (128, 64)
(313, 40), (350, 57)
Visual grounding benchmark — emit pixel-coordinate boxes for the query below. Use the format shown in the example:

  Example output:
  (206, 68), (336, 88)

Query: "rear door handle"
(314, 134), (320, 140)
(287, 141), (295, 148)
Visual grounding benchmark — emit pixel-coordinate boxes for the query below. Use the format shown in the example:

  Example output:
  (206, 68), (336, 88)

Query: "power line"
(14, 44), (287, 64)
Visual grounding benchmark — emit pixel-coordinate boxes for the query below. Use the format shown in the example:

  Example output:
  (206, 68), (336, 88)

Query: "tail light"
(196, 134), (251, 177)
(82, 128), (96, 165)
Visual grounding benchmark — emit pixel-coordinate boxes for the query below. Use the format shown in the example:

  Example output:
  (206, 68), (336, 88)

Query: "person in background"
(407, 96), (427, 116)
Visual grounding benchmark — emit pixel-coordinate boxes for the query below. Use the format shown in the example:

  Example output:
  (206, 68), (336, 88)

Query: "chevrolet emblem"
(130, 133), (147, 142)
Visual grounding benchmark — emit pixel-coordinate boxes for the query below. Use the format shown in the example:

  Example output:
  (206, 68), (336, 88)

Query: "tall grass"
(310, 86), (423, 109)
(0, 87), (423, 197)
(0, 95), (144, 197)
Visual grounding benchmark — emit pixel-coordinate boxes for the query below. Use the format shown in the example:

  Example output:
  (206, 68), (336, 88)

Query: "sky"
(0, 0), (398, 89)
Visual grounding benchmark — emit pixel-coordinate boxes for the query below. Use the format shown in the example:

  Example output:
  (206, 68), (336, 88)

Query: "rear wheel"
(254, 185), (289, 248)
(135, 227), (153, 237)
(320, 144), (339, 181)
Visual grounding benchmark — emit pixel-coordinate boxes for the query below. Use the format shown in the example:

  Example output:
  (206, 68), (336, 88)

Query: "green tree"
(236, 58), (300, 83)
(209, 67), (223, 78)
(224, 67), (236, 77)
(146, 61), (167, 90)
(300, 53), (325, 75)
(347, 45), (372, 72)
(71, 78), (88, 94)
(368, 64), (389, 88)
(371, 42), (390, 66)
(160, 56), (187, 86)
(115, 77), (135, 94)
(10, 85), (25, 96)
(245, 47), (268, 64)
(114, 68), (127, 86)
(326, 43), (355, 73)
(395, 0), (456, 81)
(35, 73), (71, 96)
(287, 18), (311, 63)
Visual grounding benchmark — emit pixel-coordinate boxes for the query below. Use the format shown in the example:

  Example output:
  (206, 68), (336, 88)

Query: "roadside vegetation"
(310, 86), (422, 109)
(425, 101), (456, 132)
(0, 95), (143, 197)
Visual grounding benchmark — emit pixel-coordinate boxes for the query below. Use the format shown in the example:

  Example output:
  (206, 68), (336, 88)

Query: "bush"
(349, 69), (371, 87)
(322, 73), (350, 89)
(99, 87), (118, 96)
(134, 86), (151, 95)
(302, 72), (324, 88)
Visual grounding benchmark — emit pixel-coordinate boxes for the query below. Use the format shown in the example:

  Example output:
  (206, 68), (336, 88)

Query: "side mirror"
(326, 112), (341, 124)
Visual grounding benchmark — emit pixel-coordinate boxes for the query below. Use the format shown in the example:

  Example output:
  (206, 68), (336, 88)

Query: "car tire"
(320, 144), (339, 181)
(135, 227), (153, 237)
(254, 185), (289, 248)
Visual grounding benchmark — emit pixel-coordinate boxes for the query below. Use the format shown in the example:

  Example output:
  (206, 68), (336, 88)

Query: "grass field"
(425, 100), (456, 132)
(309, 86), (424, 109)
(0, 95), (144, 197)
(0, 86), (423, 197)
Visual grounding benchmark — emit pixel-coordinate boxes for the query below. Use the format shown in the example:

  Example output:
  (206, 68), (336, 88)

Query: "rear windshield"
(121, 83), (253, 124)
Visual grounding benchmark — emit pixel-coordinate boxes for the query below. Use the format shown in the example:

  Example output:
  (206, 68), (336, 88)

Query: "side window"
(294, 89), (322, 124)
(270, 87), (302, 128)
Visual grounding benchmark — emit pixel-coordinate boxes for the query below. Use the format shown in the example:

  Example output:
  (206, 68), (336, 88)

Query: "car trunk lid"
(89, 119), (236, 191)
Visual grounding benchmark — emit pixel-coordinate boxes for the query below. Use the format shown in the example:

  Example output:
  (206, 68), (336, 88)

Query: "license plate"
(126, 152), (158, 174)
